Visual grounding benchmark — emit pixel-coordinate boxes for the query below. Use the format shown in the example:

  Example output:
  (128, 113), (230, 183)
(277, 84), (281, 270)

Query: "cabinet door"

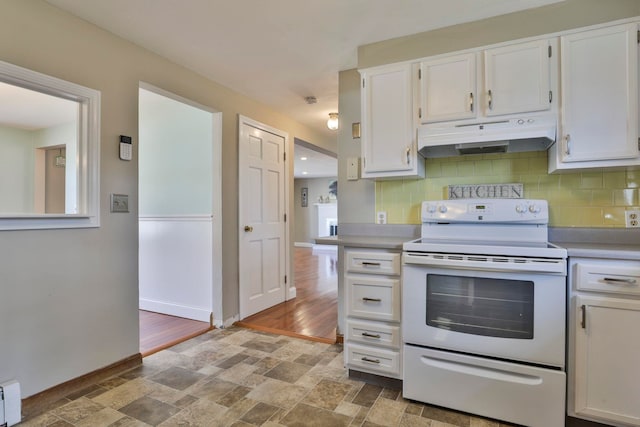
(559, 23), (639, 163)
(484, 39), (552, 117)
(419, 52), (477, 123)
(361, 64), (422, 178)
(573, 295), (640, 426)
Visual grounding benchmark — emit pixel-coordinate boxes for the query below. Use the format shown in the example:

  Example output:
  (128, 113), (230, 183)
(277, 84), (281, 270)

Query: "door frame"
(238, 115), (292, 319)
(138, 81), (223, 326)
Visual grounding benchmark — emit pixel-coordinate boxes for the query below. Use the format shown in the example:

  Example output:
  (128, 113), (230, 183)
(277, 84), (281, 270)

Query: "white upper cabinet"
(360, 63), (424, 179)
(418, 38), (554, 125)
(484, 39), (553, 116)
(419, 52), (476, 123)
(550, 23), (640, 171)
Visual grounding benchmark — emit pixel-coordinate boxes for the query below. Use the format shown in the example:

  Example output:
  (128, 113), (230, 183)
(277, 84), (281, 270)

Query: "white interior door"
(239, 116), (288, 318)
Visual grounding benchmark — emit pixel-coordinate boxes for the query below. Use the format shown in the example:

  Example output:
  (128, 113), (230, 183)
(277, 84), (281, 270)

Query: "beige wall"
(341, 0), (640, 226)
(358, 0), (640, 69)
(0, 0), (333, 398)
(293, 177), (337, 243)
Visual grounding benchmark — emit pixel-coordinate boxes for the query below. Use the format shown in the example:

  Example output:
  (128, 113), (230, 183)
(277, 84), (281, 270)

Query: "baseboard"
(139, 298), (211, 322)
(294, 242), (314, 248)
(21, 353), (142, 422)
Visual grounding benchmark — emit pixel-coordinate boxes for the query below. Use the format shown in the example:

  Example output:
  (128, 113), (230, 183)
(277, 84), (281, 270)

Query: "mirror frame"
(0, 60), (100, 230)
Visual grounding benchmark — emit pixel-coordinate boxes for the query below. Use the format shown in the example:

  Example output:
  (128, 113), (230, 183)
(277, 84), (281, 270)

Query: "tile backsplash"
(375, 151), (639, 227)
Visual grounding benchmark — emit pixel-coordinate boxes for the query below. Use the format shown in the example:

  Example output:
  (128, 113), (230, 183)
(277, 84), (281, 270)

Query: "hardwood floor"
(139, 310), (212, 357)
(236, 245), (338, 343)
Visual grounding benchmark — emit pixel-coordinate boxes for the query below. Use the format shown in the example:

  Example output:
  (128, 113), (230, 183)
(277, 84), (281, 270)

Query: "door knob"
(244, 225), (253, 232)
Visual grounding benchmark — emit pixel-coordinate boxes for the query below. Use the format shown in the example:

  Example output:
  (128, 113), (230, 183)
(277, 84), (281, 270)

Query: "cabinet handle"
(603, 277), (637, 285)
(361, 261), (381, 267)
(361, 357), (381, 364)
(469, 92), (474, 112)
(362, 297), (382, 302)
(580, 304), (586, 329)
(564, 134), (571, 156)
(362, 332), (381, 339)
(405, 147), (411, 165)
(487, 89), (493, 110)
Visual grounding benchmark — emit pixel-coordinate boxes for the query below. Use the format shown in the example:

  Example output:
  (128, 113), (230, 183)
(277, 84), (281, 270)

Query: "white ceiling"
(45, 0), (564, 142)
(294, 143), (337, 179)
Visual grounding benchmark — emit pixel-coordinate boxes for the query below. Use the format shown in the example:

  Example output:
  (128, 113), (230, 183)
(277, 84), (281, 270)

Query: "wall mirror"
(0, 60), (100, 230)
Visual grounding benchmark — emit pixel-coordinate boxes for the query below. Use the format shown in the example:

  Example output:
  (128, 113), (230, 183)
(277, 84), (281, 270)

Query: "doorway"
(138, 83), (222, 354)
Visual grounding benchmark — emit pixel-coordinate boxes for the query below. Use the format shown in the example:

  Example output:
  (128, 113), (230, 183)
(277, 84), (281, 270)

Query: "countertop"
(552, 242), (640, 261)
(337, 235), (410, 250)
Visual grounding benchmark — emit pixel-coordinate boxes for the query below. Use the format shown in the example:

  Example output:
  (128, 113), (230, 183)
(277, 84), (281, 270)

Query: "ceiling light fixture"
(327, 112), (339, 130)
(300, 156), (308, 161)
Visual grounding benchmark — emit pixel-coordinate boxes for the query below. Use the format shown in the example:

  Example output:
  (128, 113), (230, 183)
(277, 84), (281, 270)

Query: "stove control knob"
(438, 205), (448, 213)
(529, 204), (542, 214)
(515, 204), (527, 214)
(426, 204), (437, 213)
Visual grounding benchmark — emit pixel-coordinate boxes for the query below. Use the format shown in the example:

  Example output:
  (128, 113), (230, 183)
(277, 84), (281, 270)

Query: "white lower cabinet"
(344, 248), (402, 379)
(569, 257), (640, 426)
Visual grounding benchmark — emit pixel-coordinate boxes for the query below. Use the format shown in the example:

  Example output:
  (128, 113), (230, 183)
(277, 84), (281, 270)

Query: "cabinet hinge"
(284, 213), (287, 222)
(418, 68), (421, 80)
(637, 30), (640, 44)
(418, 107), (422, 119)
(637, 137), (640, 150)
(549, 91), (552, 103)
(284, 152), (286, 161)
(362, 79), (365, 89)
(284, 275), (287, 284)
(548, 45), (552, 58)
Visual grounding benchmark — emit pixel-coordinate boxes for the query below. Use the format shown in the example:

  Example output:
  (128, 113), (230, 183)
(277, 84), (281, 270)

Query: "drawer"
(346, 343), (401, 378)
(346, 251), (400, 276)
(575, 260), (640, 296)
(346, 275), (400, 322)
(347, 319), (401, 349)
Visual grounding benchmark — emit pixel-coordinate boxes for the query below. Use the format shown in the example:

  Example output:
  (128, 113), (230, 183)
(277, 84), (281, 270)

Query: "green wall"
(376, 152), (639, 227)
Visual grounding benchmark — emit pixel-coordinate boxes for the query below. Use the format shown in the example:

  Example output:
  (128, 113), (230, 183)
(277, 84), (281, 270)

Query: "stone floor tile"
(107, 415), (151, 427)
(352, 383), (383, 407)
(303, 378), (353, 411)
(381, 388), (401, 400)
(149, 366), (206, 391)
(334, 401), (363, 418)
(246, 378), (309, 410)
(119, 396), (180, 426)
(279, 402), (352, 427)
(405, 402), (425, 416)
(216, 362), (259, 385)
(91, 378), (157, 410)
(470, 418), (500, 427)
(73, 407), (127, 427)
(240, 402), (280, 425)
(215, 353), (249, 369)
(422, 405), (471, 427)
(13, 412), (65, 427)
(45, 421), (74, 427)
(399, 413), (433, 427)
(52, 397), (105, 424)
(188, 377), (237, 401)
(216, 385), (252, 407)
(263, 361), (311, 383)
(157, 398), (227, 426)
(366, 397), (408, 426)
(241, 338), (285, 353)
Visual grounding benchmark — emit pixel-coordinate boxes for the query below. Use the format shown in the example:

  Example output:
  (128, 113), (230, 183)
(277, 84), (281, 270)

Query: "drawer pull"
(603, 277), (637, 285)
(362, 332), (381, 339)
(362, 261), (381, 267)
(361, 357), (381, 364)
(580, 304), (586, 329)
(362, 297), (382, 302)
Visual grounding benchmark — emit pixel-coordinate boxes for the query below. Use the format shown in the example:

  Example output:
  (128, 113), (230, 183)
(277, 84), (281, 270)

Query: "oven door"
(402, 252), (566, 368)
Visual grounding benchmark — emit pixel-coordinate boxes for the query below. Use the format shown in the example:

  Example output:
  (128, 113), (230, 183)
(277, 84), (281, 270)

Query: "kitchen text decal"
(448, 183), (523, 199)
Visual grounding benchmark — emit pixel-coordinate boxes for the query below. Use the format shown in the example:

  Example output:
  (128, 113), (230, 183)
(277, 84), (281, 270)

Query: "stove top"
(406, 199), (566, 259)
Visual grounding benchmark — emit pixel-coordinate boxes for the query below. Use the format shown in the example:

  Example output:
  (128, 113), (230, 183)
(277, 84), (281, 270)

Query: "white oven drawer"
(347, 343), (401, 378)
(347, 319), (400, 349)
(346, 251), (400, 276)
(575, 260), (640, 296)
(347, 275), (400, 322)
(403, 345), (566, 427)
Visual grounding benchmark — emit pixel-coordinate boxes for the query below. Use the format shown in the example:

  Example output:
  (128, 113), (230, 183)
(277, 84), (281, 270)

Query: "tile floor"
(19, 327), (518, 427)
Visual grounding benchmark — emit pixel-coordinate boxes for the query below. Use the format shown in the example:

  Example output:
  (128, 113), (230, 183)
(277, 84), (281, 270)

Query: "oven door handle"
(419, 355), (543, 385)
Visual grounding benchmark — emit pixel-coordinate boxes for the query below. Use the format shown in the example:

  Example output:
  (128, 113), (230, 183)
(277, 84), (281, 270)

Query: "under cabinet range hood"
(417, 114), (557, 157)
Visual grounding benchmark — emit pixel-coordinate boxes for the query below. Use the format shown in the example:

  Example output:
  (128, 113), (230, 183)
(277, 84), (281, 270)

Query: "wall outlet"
(377, 211), (387, 224)
(625, 210), (640, 228)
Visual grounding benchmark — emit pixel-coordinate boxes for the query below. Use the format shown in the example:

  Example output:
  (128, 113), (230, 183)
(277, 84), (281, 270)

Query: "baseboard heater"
(0, 380), (20, 427)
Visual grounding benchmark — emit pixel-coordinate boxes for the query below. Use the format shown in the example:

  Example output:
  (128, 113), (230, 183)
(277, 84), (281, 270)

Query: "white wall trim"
(294, 242), (314, 248)
(139, 299), (212, 323)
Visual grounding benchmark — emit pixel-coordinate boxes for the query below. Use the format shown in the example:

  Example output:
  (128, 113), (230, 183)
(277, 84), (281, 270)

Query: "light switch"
(110, 194), (129, 213)
(347, 157), (359, 180)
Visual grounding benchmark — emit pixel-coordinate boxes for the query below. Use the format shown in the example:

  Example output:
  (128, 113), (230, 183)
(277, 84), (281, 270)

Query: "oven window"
(426, 274), (534, 339)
